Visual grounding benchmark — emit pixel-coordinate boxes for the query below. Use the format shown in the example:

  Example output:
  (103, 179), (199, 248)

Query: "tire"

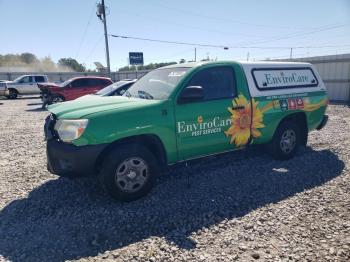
(268, 120), (300, 160)
(99, 144), (159, 201)
(7, 89), (18, 99)
(51, 95), (65, 104)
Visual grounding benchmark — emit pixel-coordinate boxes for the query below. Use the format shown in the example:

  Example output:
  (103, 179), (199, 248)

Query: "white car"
(0, 75), (49, 99)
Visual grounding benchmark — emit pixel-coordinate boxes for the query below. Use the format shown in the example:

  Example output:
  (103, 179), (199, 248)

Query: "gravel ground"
(0, 98), (349, 262)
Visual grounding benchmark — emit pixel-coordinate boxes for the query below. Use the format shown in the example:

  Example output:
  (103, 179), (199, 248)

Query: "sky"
(0, 0), (349, 71)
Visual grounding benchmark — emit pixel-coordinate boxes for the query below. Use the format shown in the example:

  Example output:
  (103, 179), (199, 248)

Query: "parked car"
(44, 61), (328, 201)
(76, 79), (136, 101)
(0, 75), (49, 99)
(39, 76), (113, 107)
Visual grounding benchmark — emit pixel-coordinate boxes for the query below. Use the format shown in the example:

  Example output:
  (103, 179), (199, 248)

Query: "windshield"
(59, 79), (72, 87)
(123, 67), (189, 100)
(13, 76), (23, 83)
(96, 81), (129, 96)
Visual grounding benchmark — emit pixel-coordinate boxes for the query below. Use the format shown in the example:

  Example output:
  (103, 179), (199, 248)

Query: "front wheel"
(7, 89), (18, 99)
(99, 144), (159, 201)
(268, 121), (300, 160)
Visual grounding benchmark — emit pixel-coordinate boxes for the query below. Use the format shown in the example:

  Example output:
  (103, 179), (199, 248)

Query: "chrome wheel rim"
(114, 157), (149, 193)
(280, 129), (296, 154)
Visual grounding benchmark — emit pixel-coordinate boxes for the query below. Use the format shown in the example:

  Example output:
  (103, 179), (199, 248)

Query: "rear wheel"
(7, 89), (18, 99)
(268, 121), (300, 160)
(99, 144), (159, 201)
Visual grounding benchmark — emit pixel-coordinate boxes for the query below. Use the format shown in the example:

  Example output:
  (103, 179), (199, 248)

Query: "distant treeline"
(0, 52), (191, 72)
(0, 53), (86, 72)
(118, 62), (178, 71)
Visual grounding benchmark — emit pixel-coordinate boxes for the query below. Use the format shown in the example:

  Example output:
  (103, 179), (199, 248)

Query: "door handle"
(231, 106), (245, 110)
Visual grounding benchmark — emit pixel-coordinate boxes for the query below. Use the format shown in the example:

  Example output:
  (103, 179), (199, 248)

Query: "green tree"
(58, 57), (86, 72)
(20, 53), (38, 64)
(118, 62), (177, 72)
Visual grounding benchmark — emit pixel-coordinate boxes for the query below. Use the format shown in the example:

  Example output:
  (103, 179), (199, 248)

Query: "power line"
(237, 23), (349, 46)
(114, 6), (272, 38)
(75, 1), (96, 60)
(83, 34), (104, 66)
(109, 34), (350, 50)
(110, 34), (229, 49)
(138, 0), (317, 30)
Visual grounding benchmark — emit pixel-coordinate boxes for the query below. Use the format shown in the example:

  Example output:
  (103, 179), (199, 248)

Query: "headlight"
(54, 119), (89, 143)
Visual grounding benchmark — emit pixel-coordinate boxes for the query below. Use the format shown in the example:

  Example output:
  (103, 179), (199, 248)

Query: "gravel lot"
(0, 98), (349, 262)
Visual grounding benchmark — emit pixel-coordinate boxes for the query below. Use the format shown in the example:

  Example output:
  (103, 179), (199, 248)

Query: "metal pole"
(290, 48), (293, 60)
(102, 0), (111, 77)
(195, 48), (197, 62)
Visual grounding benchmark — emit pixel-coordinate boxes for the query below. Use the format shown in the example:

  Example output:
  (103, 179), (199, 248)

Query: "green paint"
(49, 61), (328, 164)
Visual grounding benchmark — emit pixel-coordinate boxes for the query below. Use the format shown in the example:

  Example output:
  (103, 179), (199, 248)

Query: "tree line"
(0, 52), (192, 72)
(0, 53), (86, 72)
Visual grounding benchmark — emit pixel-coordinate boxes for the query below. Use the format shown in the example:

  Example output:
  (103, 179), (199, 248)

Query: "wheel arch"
(7, 87), (18, 93)
(273, 112), (308, 145)
(94, 134), (167, 174)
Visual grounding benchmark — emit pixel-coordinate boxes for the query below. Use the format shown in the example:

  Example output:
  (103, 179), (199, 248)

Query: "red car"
(39, 76), (113, 107)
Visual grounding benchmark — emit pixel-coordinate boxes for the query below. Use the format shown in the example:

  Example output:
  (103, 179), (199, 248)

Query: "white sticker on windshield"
(168, 71), (186, 77)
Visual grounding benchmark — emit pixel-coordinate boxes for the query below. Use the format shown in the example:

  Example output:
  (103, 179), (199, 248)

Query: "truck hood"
(48, 95), (160, 119)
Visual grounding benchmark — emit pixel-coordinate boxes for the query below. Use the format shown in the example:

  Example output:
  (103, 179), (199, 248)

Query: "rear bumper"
(316, 115), (328, 130)
(46, 139), (107, 177)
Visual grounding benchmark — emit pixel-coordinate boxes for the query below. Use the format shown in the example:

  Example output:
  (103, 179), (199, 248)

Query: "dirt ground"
(0, 97), (349, 262)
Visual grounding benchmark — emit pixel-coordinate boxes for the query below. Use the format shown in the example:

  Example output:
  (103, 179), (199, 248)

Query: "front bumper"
(44, 114), (106, 177)
(47, 139), (107, 177)
(316, 115), (328, 130)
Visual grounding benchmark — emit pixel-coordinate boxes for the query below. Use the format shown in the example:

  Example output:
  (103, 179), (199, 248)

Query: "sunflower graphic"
(225, 94), (265, 146)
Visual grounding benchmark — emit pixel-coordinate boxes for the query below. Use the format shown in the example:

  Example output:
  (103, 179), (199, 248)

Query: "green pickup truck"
(44, 61), (328, 201)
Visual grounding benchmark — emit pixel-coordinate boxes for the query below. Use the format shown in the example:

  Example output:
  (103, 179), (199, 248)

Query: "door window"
(34, 76), (46, 82)
(19, 76), (33, 83)
(186, 66), (236, 101)
(71, 79), (88, 88)
(101, 79), (112, 86)
(87, 78), (101, 87)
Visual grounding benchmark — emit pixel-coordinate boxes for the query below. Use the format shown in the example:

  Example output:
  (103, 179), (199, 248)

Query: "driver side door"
(15, 76), (34, 94)
(65, 78), (88, 100)
(175, 65), (243, 160)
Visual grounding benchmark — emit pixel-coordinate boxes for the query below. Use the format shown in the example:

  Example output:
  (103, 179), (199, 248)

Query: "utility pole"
(290, 48), (293, 60)
(97, 0), (111, 77)
(247, 52), (250, 61)
(194, 48), (197, 62)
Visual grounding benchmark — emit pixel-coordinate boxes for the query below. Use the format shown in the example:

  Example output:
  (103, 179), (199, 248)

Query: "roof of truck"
(161, 60), (311, 69)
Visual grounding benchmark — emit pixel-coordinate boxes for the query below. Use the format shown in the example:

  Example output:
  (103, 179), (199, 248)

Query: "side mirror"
(178, 86), (204, 104)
